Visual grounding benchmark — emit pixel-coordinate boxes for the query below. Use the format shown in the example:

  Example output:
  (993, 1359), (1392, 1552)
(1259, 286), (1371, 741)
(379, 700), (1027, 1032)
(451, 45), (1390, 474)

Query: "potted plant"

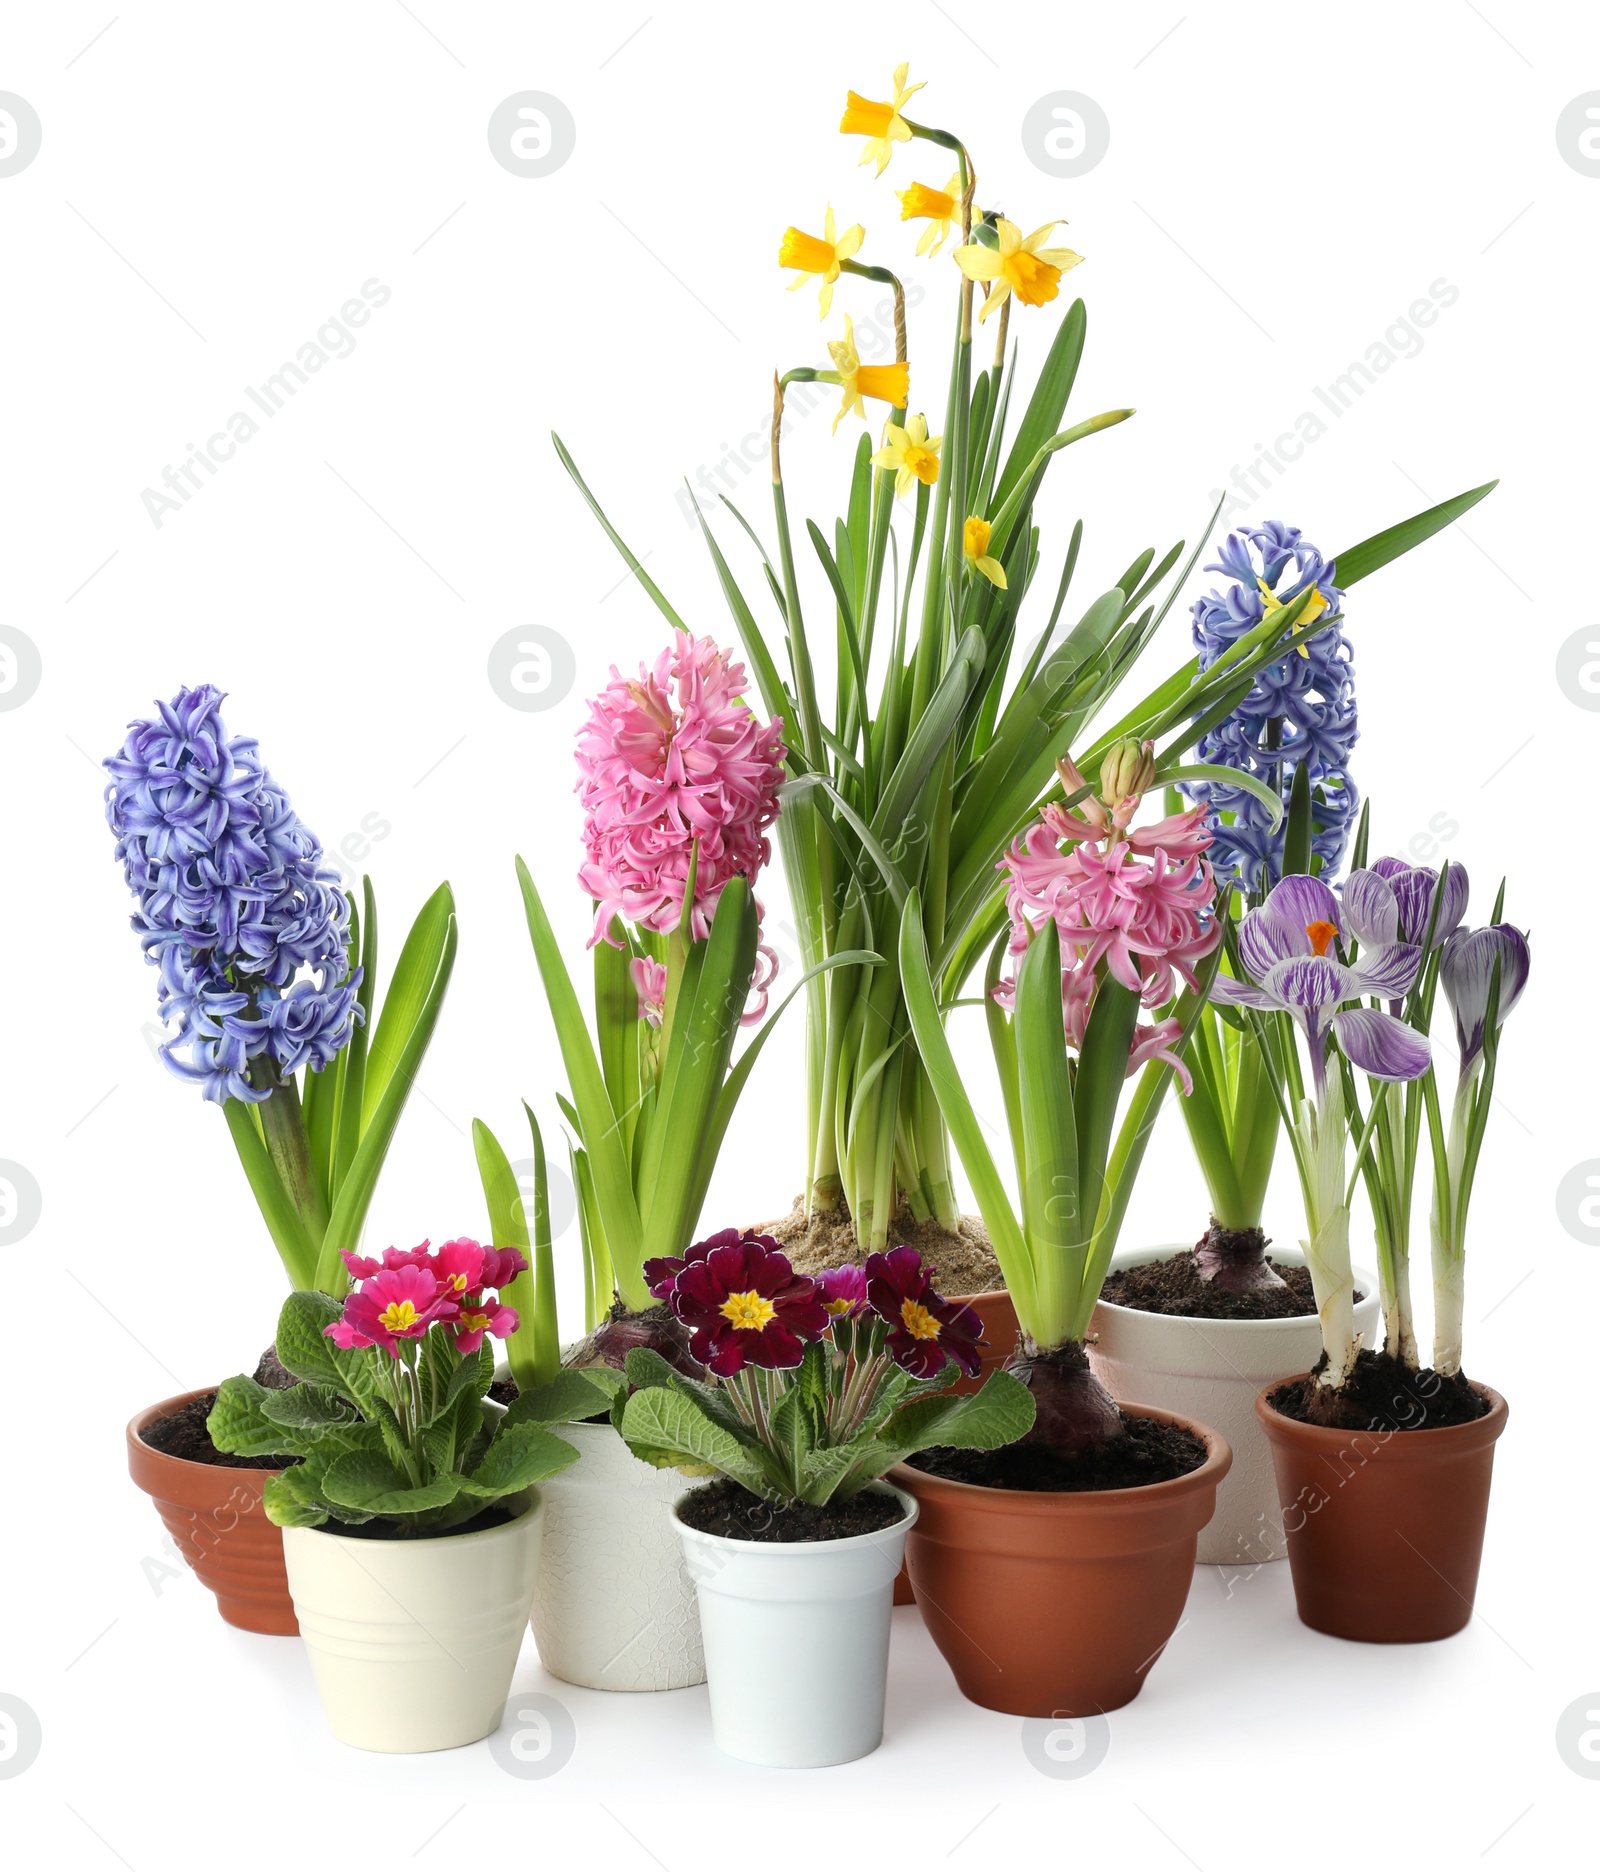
(1241, 866), (1526, 1640)
(894, 746), (1235, 1717)
(207, 1242), (609, 1750)
(108, 683), (458, 1633)
(1089, 522), (1475, 1564)
(618, 1228), (1032, 1766)
(484, 635), (875, 1688)
(472, 1103), (713, 1693)
(553, 62), (1501, 1397)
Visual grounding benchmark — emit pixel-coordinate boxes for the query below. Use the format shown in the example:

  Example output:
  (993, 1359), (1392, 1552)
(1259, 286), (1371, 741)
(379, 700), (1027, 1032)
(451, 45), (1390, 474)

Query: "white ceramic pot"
(1090, 1245), (1381, 1567)
(675, 1484), (916, 1768)
(282, 1495), (543, 1752)
(529, 1421), (706, 1692)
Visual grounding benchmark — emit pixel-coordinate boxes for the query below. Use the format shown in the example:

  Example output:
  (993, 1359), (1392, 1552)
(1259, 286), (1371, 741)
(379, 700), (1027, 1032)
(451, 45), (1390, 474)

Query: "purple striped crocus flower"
(1441, 923), (1530, 1072)
(1211, 875), (1431, 1093)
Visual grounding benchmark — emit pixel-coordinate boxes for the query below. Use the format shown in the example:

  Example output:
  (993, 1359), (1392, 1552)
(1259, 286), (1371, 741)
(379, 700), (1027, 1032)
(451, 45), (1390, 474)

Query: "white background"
(2, 2), (1595, 1865)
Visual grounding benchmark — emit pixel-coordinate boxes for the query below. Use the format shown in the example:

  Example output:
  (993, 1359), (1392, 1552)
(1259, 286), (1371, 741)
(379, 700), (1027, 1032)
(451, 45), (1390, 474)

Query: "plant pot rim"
(1254, 1379), (1508, 1453)
(671, 1480), (917, 1552)
(1094, 1243), (1380, 1333)
(890, 1402), (1231, 1509)
(284, 1491), (543, 1552)
(126, 1385), (285, 1479)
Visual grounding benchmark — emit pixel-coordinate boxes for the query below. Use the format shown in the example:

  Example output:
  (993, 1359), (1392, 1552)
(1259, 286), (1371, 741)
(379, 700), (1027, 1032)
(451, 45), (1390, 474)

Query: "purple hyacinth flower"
(105, 684), (361, 1104)
(1181, 522), (1359, 893)
(1441, 924), (1530, 1073)
(1213, 875), (1430, 1092)
(1343, 858), (1469, 953)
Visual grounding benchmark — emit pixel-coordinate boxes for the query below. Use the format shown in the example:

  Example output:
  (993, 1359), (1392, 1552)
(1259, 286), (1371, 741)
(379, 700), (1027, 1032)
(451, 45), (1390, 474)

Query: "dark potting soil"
(1268, 1348), (1489, 1432)
(327, 1503), (518, 1542)
(139, 1391), (296, 1471)
(909, 1410), (1207, 1493)
(1100, 1246), (1364, 1321)
(677, 1477), (908, 1543)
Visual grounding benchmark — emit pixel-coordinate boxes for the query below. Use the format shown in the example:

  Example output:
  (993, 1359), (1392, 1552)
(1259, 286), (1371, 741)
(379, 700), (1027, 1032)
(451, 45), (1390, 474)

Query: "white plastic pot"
(282, 1495), (543, 1752)
(1090, 1245), (1381, 1567)
(675, 1484), (916, 1768)
(529, 1421), (706, 1692)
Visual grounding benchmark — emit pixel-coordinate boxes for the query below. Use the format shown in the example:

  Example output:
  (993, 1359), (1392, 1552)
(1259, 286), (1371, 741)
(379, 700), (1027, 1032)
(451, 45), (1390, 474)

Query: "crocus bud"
(1099, 737), (1157, 816)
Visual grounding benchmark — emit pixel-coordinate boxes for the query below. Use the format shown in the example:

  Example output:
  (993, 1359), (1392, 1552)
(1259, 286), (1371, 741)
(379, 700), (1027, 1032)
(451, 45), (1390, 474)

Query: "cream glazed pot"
(1089, 1244), (1381, 1567)
(529, 1421), (707, 1692)
(282, 1494), (543, 1752)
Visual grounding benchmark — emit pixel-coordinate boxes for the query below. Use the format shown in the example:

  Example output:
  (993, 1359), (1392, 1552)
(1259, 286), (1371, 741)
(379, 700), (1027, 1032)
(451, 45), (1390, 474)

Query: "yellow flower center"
(461, 1311), (491, 1331)
(1004, 248), (1061, 307)
(778, 228), (837, 275)
(824, 1296), (855, 1316)
(720, 1289), (776, 1332)
(900, 1298), (942, 1341)
(841, 92), (894, 137)
(378, 1299), (420, 1333)
(964, 516), (993, 558)
(1305, 920), (1338, 957)
(905, 443), (940, 485)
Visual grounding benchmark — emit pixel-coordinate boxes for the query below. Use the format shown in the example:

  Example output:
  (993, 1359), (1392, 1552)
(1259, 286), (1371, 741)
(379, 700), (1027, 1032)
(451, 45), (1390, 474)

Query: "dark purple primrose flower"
(1212, 875), (1430, 1094)
(1441, 924), (1530, 1074)
(642, 1228), (725, 1301)
(666, 1233), (829, 1376)
(864, 1246), (984, 1381)
(1344, 857), (1470, 953)
(105, 684), (360, 1104)
(818, 1265), (869, 1319)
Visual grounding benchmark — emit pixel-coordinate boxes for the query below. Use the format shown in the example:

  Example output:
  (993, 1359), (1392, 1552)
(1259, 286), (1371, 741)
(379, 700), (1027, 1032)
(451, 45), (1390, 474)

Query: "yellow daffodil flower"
(777, 205), (865, 319)
(963, 516), (1006, 588)
(954, 218), (1084, 322)
(896, 174), (964, 256)
(827, 316), (910, 432)
(840, 61), (924, 176)
(1257, 577), (1329, 659)
(871, 412), (942, 497)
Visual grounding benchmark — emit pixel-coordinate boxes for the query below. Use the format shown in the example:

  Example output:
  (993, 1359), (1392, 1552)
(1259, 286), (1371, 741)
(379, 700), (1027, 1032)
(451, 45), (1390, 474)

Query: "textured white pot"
(282, 1495), (542, 1752)
(529, 1421), (706, 1692)
(675, 1485), (916, 1768)
(1090, 1245), (1381, 1567)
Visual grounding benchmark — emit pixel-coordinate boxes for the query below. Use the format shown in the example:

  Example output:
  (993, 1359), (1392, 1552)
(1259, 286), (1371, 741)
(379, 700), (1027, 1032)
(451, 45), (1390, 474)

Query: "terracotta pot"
(892, 1403), (1230, 1716)
(1091, 1244), (1380, 1566)
(126, 1388), (297, 1636)
(893, 1287), (1017, 1607)
(1255, 1380), (1508, 1643)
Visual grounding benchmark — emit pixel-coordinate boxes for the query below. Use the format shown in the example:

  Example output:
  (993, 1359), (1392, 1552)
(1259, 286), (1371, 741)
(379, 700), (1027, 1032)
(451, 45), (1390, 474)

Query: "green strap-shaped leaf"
(898, 892), (1037, 1328)
(331, 876), (377, 1201)
(223, 1099), (318, 1289)
(515, 856), (645, 1299)
(1332, 481), (1497, 587)
(993, 297), (1086, 510)
(359, 881), (452, 1129)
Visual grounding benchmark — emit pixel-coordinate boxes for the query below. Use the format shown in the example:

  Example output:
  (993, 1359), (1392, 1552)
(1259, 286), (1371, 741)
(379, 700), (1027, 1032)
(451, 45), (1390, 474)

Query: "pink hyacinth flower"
(630, 955), (668, 1027)
(576, 631), (786, 1026)
(996, 798), (1220, 1092)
